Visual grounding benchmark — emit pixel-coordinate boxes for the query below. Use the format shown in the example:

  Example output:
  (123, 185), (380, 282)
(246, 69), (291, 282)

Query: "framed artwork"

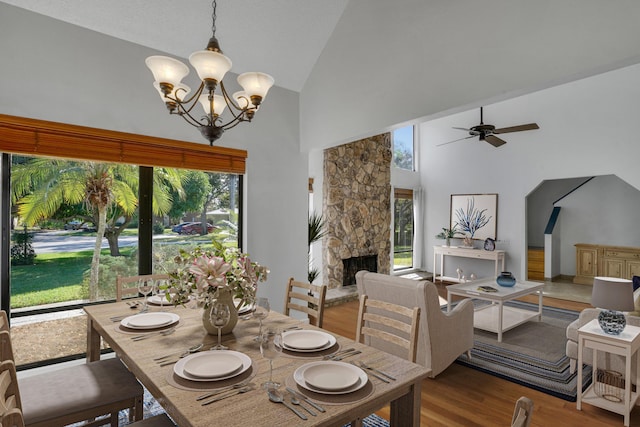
(450, 193), (497, 240)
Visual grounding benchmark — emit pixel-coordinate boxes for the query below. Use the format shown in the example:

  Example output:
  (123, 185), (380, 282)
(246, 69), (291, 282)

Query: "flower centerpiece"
(168, 241), (268, 334)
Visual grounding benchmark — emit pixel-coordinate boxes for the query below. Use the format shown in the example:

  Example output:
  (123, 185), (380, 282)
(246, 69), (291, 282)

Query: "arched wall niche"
(526, 174), (640, 280)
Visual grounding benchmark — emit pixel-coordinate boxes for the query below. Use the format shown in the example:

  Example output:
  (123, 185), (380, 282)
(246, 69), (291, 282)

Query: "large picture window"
(0, 115), (245, 368)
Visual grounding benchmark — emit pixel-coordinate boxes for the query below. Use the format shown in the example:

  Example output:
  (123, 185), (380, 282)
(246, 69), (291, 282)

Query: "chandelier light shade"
(145, 0), (274, 145)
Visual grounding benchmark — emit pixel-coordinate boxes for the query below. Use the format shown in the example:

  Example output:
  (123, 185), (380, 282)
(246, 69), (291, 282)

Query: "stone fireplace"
(322, 133), (391, 288)
(342, 254), (378, 287)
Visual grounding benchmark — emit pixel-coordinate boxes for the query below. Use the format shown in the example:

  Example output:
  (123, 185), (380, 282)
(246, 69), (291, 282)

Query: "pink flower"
(189, 255), (230, 292)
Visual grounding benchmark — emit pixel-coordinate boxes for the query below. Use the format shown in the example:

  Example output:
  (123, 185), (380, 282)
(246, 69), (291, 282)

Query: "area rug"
(454, 300), (592, 401)
(116, 387), (390, 426)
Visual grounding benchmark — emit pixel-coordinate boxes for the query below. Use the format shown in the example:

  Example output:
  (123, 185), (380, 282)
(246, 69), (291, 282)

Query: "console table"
(433, 246), (505, 283)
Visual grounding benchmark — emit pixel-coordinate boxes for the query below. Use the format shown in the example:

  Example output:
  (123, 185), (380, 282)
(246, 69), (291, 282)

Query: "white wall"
(0, 3), (307, 312)
(419, 62), (640, 280)
(300, 0), (640, 152)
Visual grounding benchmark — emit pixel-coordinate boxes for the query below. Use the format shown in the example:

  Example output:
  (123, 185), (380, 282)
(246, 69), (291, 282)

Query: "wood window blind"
(394, 188), (413, 199)
(0, 114), (246, 174)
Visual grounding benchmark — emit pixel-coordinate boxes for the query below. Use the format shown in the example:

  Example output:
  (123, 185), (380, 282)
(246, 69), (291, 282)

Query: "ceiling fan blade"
(436, 135), (476, 147)
(493, 123), (539, 134)
(485, 135), (507, 147)
(452, 127), (472, 132)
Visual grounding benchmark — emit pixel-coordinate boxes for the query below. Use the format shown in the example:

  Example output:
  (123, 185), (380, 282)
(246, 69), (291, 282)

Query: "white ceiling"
(0, 0), (348, 92)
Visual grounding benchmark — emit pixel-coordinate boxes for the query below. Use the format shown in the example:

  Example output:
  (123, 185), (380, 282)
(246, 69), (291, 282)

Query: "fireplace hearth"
(342, 255), (378, 287)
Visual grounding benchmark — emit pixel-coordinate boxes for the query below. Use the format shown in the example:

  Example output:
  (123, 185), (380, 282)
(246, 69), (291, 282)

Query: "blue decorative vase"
(496, 272), (516, 287)
(598, 310), (626, 335)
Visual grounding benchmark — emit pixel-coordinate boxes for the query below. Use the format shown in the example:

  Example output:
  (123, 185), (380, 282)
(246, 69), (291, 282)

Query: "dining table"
(84, 300), (430, 426)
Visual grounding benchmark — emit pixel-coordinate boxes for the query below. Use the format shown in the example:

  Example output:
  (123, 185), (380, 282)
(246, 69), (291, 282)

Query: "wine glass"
(252, 297), (270, 342)
(209, 303), (231, 350)
(137, 279), (153, 309)
(240, 293), (256, 321)
(154, 279), (169, 311)
(260, 328), (283, 389)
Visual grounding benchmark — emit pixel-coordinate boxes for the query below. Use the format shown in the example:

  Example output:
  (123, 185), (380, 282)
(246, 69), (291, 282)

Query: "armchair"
(355, 271), (474, 377)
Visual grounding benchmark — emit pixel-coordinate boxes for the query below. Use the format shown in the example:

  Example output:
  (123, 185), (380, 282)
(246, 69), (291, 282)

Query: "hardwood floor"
(322, 284), (640, 426)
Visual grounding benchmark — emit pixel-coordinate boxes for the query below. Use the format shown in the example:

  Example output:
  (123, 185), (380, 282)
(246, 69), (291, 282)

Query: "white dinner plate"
(174, 350), (251, 382)
(294, 361), (367, 394)
(282, 331), (336, 353)
(234, 298), (253, 315)
(182, 352), (244, 379)
(121, 312), (179, 329)
(147, 295), (171, 305)
(282, 330), (331, 350)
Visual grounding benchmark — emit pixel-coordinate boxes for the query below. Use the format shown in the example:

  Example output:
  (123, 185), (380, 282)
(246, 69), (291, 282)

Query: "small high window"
(392, 126), (414, 171)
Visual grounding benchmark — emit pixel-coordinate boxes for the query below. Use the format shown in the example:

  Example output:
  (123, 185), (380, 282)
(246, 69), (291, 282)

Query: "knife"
(285, 387), (325, 413)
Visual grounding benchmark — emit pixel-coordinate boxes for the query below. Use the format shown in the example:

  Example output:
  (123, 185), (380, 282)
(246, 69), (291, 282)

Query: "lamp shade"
(198, 94), (227, 116)
(189, 50), (232, 83)
(591, 276), (634, 312)
(145, 56), (189, 86)
(237, 72), (275, 101)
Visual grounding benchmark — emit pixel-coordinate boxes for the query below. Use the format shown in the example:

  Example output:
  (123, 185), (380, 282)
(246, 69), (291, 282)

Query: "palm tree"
(12, 158), (184, 300)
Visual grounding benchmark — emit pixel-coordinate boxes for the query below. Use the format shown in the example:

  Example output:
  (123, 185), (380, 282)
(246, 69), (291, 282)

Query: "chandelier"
(145, 0), (274, 145)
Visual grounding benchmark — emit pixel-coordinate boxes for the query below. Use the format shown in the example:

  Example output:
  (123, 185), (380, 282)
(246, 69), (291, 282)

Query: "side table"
(577, 319), (640, 426)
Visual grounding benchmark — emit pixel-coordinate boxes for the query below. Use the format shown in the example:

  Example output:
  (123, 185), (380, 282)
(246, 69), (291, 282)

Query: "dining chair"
(355, 294), (421, 363)
(0, 325), (144, 427)
(283, 278), (327, 328)
(1, 408), (25, 427)
(116, 274), (170, 301)
(0, 359), (174, 427)
(511, 396), (534, 427)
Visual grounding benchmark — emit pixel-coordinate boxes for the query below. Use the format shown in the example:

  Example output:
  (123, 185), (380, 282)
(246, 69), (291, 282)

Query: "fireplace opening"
(342, 255), (378, 286)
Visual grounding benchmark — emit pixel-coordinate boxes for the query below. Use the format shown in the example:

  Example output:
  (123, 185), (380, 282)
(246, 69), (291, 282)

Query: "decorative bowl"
(496, 272), (516, 287)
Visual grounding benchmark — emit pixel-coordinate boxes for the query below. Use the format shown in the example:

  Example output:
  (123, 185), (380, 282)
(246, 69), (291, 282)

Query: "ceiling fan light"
(198, 94), (227, 116)
(189, 50), (232, 84)
(153, 81), (190, 102)
(145, 56), (189, 88)
(237, 72), (275, 104)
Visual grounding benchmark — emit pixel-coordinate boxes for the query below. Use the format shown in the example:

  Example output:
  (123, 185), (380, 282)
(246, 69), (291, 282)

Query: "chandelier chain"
(211, 0), (217, 37)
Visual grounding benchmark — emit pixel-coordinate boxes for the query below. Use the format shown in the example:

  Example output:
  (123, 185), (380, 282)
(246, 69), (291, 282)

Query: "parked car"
(171, 222), (194, 234)
(63, 220), (83, 230)
(180, 222), (215, 235)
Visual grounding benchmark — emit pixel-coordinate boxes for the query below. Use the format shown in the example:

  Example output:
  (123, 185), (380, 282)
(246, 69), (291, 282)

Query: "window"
(392, 126), (414, 171)
(0, 115), (246, 368)
(393, 188), (414, 271)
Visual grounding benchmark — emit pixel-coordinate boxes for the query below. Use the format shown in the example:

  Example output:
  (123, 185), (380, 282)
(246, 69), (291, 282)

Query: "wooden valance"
(394, 188), (413, 199)
(0, 114), (246, 174)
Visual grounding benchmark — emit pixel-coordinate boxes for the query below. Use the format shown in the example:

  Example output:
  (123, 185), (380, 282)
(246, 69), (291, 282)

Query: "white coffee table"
(447, 278), (544, 342)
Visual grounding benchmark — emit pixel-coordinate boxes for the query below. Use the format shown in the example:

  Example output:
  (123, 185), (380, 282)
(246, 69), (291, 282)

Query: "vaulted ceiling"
(0, 0), (348, 92)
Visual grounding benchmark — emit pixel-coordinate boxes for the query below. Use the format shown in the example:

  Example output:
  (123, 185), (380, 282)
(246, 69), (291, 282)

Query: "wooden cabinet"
(574, 244), (640, 285)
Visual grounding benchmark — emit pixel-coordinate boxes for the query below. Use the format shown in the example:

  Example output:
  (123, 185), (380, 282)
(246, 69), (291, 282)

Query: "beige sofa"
(355, 271), (474, 378)
(566, 308), (640, 377)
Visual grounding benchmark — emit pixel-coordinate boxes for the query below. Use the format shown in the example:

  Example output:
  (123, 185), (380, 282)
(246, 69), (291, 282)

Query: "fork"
(130, 327), (176, 341)
(358, 361), (396, 381)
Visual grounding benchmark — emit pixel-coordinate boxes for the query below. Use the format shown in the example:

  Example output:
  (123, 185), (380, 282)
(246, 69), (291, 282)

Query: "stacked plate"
(147, 294), (171, 305)
(174, 350), (251, 382)
(281, 330), (336, 353)
(293, 361), (367, 394)
(234, 298), (253, 316)
(120, 312), (179, 330)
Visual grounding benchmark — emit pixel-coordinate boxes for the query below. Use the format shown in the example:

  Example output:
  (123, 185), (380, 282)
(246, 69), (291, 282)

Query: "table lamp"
(591, 276), (634, 335)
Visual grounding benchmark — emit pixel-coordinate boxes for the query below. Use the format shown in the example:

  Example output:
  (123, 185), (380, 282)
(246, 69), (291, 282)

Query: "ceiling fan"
(438, 107), (539, 148)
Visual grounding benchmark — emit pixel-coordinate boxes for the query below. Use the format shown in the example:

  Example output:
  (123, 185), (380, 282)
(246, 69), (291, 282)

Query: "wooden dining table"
(84, 301), (430, 426)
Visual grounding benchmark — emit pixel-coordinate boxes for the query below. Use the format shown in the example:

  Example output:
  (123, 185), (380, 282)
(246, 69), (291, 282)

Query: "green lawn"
(11, 251), (92, 308)
(9, 234), (236, 309)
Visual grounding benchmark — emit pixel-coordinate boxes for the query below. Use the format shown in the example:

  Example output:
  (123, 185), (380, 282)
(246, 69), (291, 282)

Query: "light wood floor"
(322, 284), (640, 426)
